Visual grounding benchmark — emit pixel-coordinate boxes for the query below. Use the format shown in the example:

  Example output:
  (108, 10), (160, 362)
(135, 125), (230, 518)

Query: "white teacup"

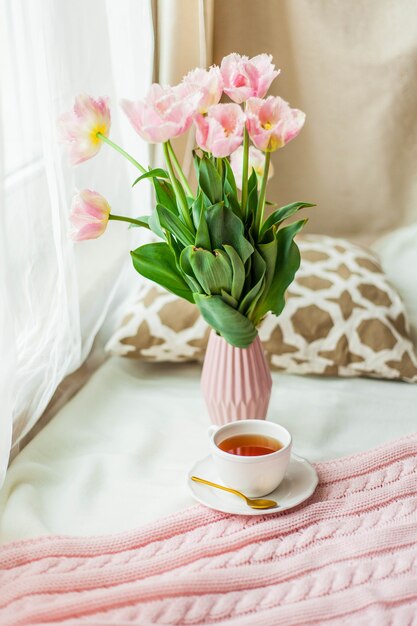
(209, 419), (292, 497)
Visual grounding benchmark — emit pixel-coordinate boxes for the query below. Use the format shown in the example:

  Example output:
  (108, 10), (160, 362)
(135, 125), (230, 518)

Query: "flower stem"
(97, 133), (146, 173)
(167, 141), (193, 197)
(256, 151), (271, 234)
(163, 142), (195, 232)
(241, 127), (249, 216)
(109, 214), (150, 229)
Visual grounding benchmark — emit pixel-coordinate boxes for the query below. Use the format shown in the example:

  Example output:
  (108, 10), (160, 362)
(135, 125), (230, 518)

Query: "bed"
(2, 230), (417, 623)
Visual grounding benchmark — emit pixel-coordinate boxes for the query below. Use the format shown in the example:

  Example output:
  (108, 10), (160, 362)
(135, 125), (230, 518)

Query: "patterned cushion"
(106, 235), (417, 382)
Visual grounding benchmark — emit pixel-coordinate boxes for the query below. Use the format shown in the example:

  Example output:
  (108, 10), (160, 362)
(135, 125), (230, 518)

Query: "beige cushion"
(372, 222), (417, 348)
(106, 235), (417, 382)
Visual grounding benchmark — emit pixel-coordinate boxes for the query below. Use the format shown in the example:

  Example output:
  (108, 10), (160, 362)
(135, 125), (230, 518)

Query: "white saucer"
(187, 453), (318, 515)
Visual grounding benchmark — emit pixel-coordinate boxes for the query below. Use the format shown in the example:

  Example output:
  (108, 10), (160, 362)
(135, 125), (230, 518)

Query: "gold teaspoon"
(191, 475), (278, 510)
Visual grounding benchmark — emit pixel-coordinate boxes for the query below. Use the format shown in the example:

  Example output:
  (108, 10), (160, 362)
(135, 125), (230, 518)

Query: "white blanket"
(0, 357), (416, 544)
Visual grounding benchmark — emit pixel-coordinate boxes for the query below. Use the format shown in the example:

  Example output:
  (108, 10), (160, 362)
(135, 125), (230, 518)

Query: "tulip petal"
(182, 66), (223, 114)
(121, 83), (199, 144)
(194, 103), (245, 157)
(220, 52), (280, 103)
(58, 95), (111, 165)
(69, 190), (111, 241)
(246, 96), (305, 152)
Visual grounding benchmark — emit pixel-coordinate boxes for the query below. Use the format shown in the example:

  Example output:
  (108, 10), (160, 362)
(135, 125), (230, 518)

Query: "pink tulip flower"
(220, 53), (280, 104)
(194, 103), (245, 158)
(58, 94), (111, 165)
(182, 66), (223, 114)
(246, 96), (306, 152)
(230, 145), (274, 189)
(69, 189), (111, 241)
(121, 83), (200, 144)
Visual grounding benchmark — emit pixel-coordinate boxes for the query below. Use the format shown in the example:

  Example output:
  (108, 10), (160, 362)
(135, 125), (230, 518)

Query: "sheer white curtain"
(0, 0), (154, 484)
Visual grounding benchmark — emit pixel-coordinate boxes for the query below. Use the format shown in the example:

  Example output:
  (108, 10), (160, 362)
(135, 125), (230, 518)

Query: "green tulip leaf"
(156, 204), (195, 246)
(221, 290), (238, 309)
(188, 247), (233, 295)
(198, 155), (222, 204)
(178, 246), (204, 294)
(194, 293), (258, 348)
(247, 182), (258, 223)
(260, 202), (315, 239)
(206, 204), (253, 264)
(223, 244), (245, 302)
(131, 242), (194, 303)
(195, 213), (211, 249)
(247, 167), (258, 194)
(153, 178), (178, 214)
(132, 168), (169, 187)
(225, 191), (242, 218)
(252, 219), (307, 324)
(148, 208), (165, 240)
(179, 245), (195, 277)
(191, 191), (204, 229)
(245, 168), (258, 218)
(192, 149), (201, 181)
(238, 249), (266, 316)
(223, 157), (238, 198)
(257, 236), (278, 296)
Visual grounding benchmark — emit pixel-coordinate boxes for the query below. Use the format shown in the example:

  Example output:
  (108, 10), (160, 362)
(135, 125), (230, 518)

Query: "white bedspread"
(0, 357), (416, 545)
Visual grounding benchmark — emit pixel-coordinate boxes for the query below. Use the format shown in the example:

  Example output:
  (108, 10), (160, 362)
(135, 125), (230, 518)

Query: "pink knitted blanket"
(1, 433), (416, 626)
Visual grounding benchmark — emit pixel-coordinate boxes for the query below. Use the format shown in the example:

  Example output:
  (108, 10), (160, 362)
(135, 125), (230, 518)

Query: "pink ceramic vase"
(201, 331), (272, 425)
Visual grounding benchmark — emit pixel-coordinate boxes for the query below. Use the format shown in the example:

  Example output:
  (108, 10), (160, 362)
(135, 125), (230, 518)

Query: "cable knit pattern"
(1, 434), (417, 625)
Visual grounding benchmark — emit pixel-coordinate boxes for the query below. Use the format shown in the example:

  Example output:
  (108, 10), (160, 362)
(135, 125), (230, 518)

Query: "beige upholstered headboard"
(212, 0), (417, 239)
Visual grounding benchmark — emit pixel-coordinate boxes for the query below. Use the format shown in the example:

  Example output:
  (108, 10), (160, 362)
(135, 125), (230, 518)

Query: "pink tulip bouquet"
(59, 53), (313, 348)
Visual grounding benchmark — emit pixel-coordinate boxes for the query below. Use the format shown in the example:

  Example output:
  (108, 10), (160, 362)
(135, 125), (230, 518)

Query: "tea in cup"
(209, 419), (292, 497)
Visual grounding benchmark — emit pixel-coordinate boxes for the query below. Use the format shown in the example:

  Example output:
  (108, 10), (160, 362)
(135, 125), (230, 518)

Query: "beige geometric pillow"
(107, 284), (209, 362)
(106, 235), (417, 382)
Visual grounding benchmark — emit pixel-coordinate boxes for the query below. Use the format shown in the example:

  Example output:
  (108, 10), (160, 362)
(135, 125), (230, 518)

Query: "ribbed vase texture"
(201, 331), (272, 425)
